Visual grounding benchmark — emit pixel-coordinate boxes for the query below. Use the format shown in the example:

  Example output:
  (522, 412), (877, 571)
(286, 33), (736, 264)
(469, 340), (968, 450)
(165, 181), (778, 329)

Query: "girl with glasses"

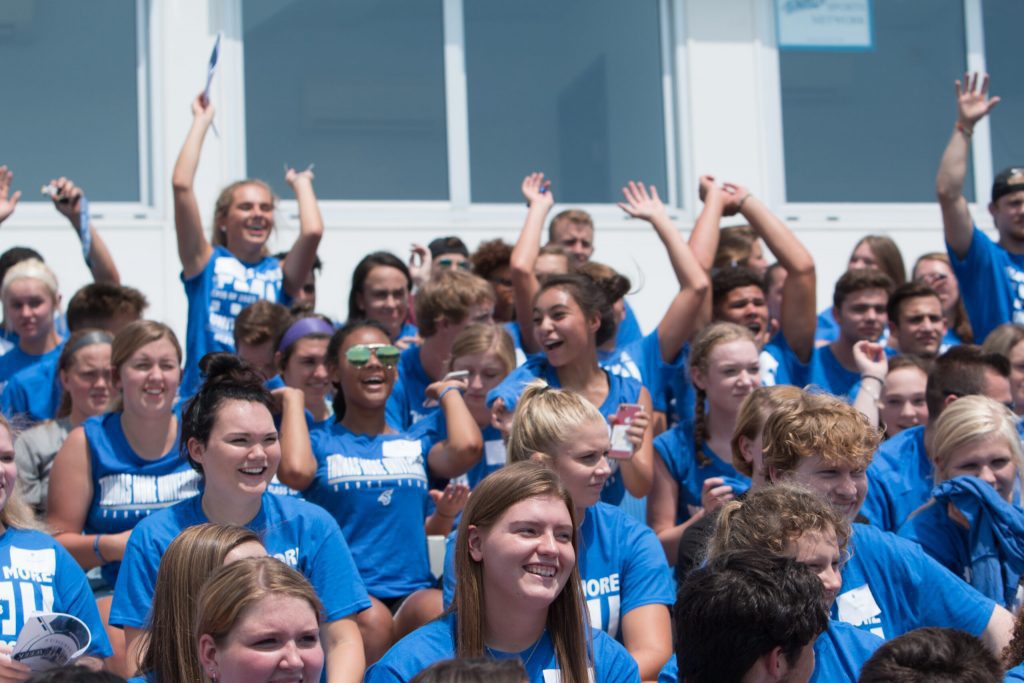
(287, 320), (483, 663)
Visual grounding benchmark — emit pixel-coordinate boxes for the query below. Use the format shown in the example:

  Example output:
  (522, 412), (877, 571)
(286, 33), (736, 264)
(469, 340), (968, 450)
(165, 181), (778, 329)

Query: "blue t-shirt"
(805, 345), (861, 401)
(450, 425), (506, 490)
(652, 422), (750, 524)
(1, 354), (62, 424)
(503, 321), (528, 367)
(599, 330), (679, 414)
(365, 614), (640, 683)
(861, 426), (931, 532)
(0, 342), (63, 393)
(305, 416), (444, 598)
(810, 620), (881, 683)
(487, 356), (643, 506)
(761, 333), (810, 388)
(0, 528), (112, 657)
(1008, 663), (1024, 681)
(109, 491), (371, 628)
(618, 300), (643, 348)
(835, 523), (995, 640)
(815, 307), (840, 343)
(181, 246), (286, 397)
(442, 502), (674, 640)
(947, 226), (1024, 343)
(385, 346), (435, 430)
(83, 413), (200, 585)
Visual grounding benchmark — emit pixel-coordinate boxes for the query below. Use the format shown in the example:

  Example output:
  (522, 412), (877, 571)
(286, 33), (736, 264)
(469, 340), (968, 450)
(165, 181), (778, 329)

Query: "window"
(463, 0), (668, 204)
(778, 0), (971, 203)
(982, 0), (1024, 178)
(242, 0), (449, 201)
(0, 0), (140, 202)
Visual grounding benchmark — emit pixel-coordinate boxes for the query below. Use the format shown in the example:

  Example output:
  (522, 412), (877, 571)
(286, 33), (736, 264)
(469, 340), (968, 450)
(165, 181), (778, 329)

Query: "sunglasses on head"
(346, 343), (400, 367)
(437, 258), (471, 271)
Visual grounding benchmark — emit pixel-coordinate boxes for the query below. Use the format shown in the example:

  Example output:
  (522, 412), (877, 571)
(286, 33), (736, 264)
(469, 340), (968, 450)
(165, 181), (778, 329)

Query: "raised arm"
(46, 177), (120, 285)
(851, 340), (887, 429)
(510, 172), (554, 354)
(724, 182), (816, 361)
(426, 377), (484, 479)
(689, 175), (725, 272)
(272, 387), (317, 491)
(618, 181), (710, 363)
(0, 166), (21, 226)
(172, 94), (217, 278)
(937, 72), (1000, 258)
(281, 167), (324, 298)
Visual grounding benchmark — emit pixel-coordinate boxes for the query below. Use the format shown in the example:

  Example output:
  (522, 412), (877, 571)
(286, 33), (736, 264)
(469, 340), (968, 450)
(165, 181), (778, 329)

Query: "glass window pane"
(465, 1), (667, 204)
(982, 0), (1024, 178)
(243, 0), (448, 200)
(779, 0), (971, 203)
(0, 0), (139, 202)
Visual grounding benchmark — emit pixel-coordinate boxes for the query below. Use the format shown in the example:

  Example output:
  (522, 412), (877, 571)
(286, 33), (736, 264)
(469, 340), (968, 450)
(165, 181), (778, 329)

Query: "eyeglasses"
(346, 343), (400, 367)
(437, 258), (472, 271)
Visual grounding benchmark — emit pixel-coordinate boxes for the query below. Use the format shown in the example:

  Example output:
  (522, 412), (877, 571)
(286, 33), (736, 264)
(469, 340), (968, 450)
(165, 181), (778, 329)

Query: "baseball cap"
(992, 166), (1024, 203)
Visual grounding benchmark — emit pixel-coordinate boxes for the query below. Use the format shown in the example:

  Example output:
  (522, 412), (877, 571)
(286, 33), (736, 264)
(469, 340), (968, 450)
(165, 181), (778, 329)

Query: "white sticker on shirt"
(382, 439), (423, 459)
(759, 349), (779, 387)
(542, 669), (595, 683)
(836, 584), (885, 639)
(484, 440), (507, 467)
(8, 547), (56, 582)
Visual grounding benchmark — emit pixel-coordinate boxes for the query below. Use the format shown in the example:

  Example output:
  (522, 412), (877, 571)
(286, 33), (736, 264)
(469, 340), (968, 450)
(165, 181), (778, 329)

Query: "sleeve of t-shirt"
(860, 464), (898, 532)
(636, 331), (681, 414)
(108, 522), (163, 629)
(616, 302), (644, 347)
(593, 630), (642, 683)
(302, 507), (373, 621)
(620, 519), (675, 614)
(890, 532), (995, 636)
(947, 226), (1005, 342)
(485, 361), (540, 412)
(54, 544), (114, 657)
(363, 662), (404, 683)
(441, 531), (457, 609)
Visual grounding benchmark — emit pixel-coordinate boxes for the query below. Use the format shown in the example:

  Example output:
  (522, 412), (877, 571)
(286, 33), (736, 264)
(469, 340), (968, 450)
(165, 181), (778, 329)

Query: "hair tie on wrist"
(93, 535), (107, 564)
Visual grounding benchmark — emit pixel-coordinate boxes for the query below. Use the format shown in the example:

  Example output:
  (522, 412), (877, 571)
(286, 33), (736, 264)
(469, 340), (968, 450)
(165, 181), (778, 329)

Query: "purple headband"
(277, 317), (334, 352)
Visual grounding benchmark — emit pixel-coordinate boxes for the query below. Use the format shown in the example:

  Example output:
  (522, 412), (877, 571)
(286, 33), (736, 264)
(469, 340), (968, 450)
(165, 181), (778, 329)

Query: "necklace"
(485, 630), (545, 668)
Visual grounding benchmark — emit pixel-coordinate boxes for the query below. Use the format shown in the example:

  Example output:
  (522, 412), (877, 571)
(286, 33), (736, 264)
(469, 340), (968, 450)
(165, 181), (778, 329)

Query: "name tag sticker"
(10, 548), (56, 577)
(836, 584), (885, 639)
(484, 440), (507, 466)
(382, 439), (423, 459)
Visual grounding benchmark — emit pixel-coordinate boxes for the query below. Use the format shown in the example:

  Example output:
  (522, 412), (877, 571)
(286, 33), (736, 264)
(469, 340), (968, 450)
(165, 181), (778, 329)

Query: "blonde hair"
(448, 323), (516, 376)
(708, 484), (851, 562)
(982, 323), (1024, 362)
(210, 179), (276, 251)
(730, 385), (805, 477)
(0, 416), (42, 531)
(931, 395), (1023, 482)
(714, 225), (759, 271)
(414, 270), (494, 338)
(507, 381), (605, 464)
(452, 462), (589, 683)
(196, 557), (323, 683)
(689, 322), (758, 464)
(139, 524), (262, 681)
(1, 258), (58, 302)
(762, 391), (880, 481)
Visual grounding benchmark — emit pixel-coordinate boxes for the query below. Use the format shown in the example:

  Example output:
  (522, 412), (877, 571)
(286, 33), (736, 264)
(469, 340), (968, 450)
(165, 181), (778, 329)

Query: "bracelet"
(956, 121), (973, 138)
(93, 535), (107, 564)
(860, 374), (885, 386)
(437, 386), (462, 402)
(736, 194), (752, 210)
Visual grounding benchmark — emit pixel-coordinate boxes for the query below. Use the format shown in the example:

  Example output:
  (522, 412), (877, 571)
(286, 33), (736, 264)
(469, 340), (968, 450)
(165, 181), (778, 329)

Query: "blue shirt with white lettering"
(948, 226), (1024, 343)
(385, 346), (435, 430)
(599, 330), (679, 414)
(1, 354), (62, 425)
(653, 421), (750, 524)
(181, 246), (286, 397)
(109, 490), (370, 629)
(83, 413), (200, 586)
(835, 523), (994, 640)
(365, 613), (640, 683)
(0, 528), (112, 657)
(487, 356), (643, 506)
(442, 502), (674, 641)
(306, 416), (444, 598)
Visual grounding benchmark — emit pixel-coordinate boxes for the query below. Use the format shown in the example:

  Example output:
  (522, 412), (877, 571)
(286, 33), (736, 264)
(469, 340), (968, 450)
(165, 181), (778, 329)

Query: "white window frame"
(758, 0), (995, 231)
(254, 0), (691, 230)
(14, 0), (159, 224)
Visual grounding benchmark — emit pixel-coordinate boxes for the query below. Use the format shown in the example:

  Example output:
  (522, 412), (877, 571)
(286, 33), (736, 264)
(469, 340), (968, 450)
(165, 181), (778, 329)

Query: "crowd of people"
(1, 71), (1024, 682)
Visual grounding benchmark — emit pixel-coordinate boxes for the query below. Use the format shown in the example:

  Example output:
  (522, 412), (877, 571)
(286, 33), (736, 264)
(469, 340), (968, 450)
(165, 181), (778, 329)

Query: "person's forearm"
(688, 195), (724, 271)
(936, 127), (971, 205)
(740, 196), (813, 275)
(282, 179), (324, 295)
(85, 226), (121, 285)
(171, 118), (210, 192)
(324, 618), (366, 683)
(276, 398), (316, 490)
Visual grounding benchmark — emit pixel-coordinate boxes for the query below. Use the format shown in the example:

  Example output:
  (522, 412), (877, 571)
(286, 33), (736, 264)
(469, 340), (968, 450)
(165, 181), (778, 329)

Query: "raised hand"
(44, 177), (85, 227)
(618, 180), (668, 223)
(700, 476), (736, 514)
(0, 166), (21, 225)
(721, 181), (752, 217)
(191, 91), (216, 124)
(955, 72), (1000, 128)
(285, 165), (315, 188)
(697, 174), (722, 204)
(852, 340), (888, 378)
(521, 171), (554, 209)
(429, 483), (470, 520)
(408, 242), (431, 289)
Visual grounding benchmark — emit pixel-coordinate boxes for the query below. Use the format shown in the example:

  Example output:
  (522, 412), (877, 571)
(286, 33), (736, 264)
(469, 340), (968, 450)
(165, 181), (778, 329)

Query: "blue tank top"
(84, 413), (201, 584)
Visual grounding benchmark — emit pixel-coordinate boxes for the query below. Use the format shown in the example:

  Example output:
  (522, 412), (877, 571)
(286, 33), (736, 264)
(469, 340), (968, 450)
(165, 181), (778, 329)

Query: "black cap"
(992, 167), (1024, 203)
(428, 236), (469, 259)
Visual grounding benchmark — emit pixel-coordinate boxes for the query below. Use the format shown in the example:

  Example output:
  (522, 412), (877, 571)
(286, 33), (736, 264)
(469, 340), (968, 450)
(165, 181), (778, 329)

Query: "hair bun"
(198, 352), (265, 392)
